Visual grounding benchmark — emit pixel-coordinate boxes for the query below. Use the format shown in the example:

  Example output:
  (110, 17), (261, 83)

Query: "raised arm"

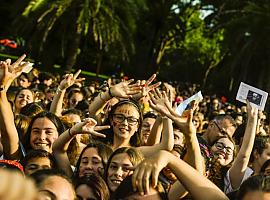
(137, 89), (176, 156)
(50, 70), (83, 116)
(132, 150), (229, 200)
(0, 55), (29, 160)
(146, 116), (163, 146)
(228, 101), (258, 191)
(52, 118), (110, 177)
(88, 79), (140, 117)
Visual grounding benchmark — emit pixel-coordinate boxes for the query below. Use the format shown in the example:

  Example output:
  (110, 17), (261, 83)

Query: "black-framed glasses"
(112, 114), (139, 125)
(214, 142), (234, 155)
(212, 120), (229, 136)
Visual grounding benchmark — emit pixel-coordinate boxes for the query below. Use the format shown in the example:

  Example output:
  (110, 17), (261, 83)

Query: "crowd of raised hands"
(0, 55), (270, 200)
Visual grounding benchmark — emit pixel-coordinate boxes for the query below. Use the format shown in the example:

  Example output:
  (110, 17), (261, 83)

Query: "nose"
(39, 131), (47, 141)
(114, 167), (124, 177)
(121, 118), (129, 125)
(85, 162), (93, 170)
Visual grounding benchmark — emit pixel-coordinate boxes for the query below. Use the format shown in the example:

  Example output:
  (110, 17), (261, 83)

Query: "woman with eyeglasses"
(208, 101), (258, 194)
(86, 75), (174, 156)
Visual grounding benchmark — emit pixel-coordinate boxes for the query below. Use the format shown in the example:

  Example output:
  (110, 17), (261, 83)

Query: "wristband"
(68, 128), (73, 137)
(108, 88), (113, 98)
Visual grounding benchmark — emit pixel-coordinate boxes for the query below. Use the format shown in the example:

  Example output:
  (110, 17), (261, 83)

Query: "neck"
(252, 162), (261, 175)
(201, 132), (210, 145)
(113, 136), (131, 150)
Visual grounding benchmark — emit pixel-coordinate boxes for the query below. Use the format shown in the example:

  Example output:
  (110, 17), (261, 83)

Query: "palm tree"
(11, 0), (146, 73)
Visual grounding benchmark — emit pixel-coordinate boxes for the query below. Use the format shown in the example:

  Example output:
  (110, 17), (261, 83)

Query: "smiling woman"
(104, 147), (144, 193)
(22, 111), (65, 153)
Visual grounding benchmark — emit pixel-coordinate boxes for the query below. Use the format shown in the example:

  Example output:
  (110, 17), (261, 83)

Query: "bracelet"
(108, 88), (113, 98)
(68, 128), (73, 137)
(99, 92), (106, 101)
(56, 87), (64, 94)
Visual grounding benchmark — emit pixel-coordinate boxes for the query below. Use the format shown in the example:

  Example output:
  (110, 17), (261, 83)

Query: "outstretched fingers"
(11, 54), (26, 68)
(73, 69), (81, 80)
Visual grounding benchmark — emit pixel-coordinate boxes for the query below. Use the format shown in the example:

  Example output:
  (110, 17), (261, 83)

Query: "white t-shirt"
(224, 167), (253, 194)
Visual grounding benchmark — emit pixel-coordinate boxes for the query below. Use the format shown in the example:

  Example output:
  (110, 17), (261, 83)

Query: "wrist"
(108, 87), (114, 98)
(68, 128), (76, 137)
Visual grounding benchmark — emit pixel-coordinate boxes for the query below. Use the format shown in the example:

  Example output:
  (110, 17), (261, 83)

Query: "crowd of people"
(0, 54), (270, 200)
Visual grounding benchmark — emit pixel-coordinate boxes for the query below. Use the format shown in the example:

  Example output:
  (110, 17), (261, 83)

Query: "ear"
(253, 150), (259, 160)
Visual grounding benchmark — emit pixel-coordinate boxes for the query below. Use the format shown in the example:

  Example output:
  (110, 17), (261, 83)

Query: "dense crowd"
(0, 54), (270, 200)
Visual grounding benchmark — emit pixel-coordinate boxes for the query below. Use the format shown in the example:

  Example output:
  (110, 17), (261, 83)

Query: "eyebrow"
(32, 127), (57, 131)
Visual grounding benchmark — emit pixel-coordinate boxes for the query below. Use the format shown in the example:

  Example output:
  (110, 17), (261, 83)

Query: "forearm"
(52, 128), (75, 153)
(184, 134), (204, 174)
(88, 90), (111, 116)
(159, 117), (174, 151)
(146, 116), (162, 145)
(50, 88), (66, 116)
(167, 153), (228, 200)
(52, 128), (76, 177)
(0, 91), (20, 159)
(229, 116), (257, 189)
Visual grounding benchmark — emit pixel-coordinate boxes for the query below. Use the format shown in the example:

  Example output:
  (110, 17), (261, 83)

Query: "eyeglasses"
(212, 120), (229, 136)
(214, 142), (234, 155)
(112, 114), (139, 125)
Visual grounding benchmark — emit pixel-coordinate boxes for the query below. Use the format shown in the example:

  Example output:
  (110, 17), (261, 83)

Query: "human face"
(69, 92), (83, 108)
(18, 75), (31, 88)
(235, 115), (243, 126)
(107, 153), (133, 192)
(38, 176), (75, 200)
(24, 157), (52, 175)
(15, 89), (34, 111)
(140, 117), (156, 145)
(79, 147), (104, 177)
(30, 117), (59, 152)
(76, 184), (97, 200)
(255, 145), (270, 170)
(173, 129), (185, 146)
(111, 104), (140, 142)
(242, 191), (270, 200)
(211, 137), (234, 166)
(208, 119), (236, 145)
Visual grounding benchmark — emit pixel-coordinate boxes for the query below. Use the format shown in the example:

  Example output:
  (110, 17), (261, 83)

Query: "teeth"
(112, 180), (122, 184)
(36, 144), (47, 147)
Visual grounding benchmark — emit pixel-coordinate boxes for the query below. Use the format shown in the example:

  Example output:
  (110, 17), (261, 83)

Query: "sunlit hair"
(15, 114), (31, 140)
(104, 147), (144, 182)
(20, 102), (44, 118)
(74, 174), (110, 200)
(74, 142), (113, 178)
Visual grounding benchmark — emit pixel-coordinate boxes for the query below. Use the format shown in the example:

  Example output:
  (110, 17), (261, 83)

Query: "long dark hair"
(23, 111), (65, 152)
(73, 142), (113, 178)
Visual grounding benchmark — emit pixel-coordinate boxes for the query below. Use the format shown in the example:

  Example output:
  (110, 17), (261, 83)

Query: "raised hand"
(0, 54), (30, 87)
(70, 118), (110, 138)
(109, 79), (141, 98)
(133, 74), (161, 100)
(149, 88), (172, 116)
(132, 150), (171, 195)
(246, 100), (258, 120)
(58, 70), (84, 90)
